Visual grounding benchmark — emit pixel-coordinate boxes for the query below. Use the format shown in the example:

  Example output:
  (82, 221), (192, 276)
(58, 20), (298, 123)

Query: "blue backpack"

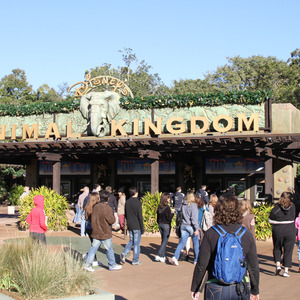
(212, 225), (247, 284)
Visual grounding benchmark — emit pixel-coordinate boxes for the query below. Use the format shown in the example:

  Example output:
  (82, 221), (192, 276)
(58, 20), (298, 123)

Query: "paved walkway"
(0, 206), (299, 300)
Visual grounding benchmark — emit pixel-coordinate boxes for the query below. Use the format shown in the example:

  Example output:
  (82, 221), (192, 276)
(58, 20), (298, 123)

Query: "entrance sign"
(68, 73), (134, 98)
(206, 158), (264, 174)
(117, 159), (175, 175)
(39, 161), (91, 175)
(0, 112), (261, 140)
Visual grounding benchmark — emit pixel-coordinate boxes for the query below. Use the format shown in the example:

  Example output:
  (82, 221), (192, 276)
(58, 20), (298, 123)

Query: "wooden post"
(138, 149), (161, 195)
(264, 157), (273, 203)
(151, 159), (159, 194)
(53, 161), (61, 194)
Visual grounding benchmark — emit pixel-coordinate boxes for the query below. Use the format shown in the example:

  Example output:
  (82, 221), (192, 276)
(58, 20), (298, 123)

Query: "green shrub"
(19, 186), (69, 231)
(8, 185), (24, 206)
(0, 239), (93, 299)
(141, 192), (176, 233)
(253, 204), (274, 241)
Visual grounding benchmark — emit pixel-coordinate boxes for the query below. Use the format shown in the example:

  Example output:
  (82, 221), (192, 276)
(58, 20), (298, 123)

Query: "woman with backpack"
(191, 193), (260, 300)
(269, 191), (296, 277)
(172, 191), (199, 266)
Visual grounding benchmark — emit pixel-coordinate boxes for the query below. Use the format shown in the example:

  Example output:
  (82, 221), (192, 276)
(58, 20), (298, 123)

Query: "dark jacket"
(157, 205), (174, 224)
(108, 194), (118, 213)
(174, 191), (184, 209)
(125, 197), (144, 233)
(269, 203), (296, 236)
(191, 224), (259, 296)
(91, 202), (115, 240)
(197, 188), (209, 204)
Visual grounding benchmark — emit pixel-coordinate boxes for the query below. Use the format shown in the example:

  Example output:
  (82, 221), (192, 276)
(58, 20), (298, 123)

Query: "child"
(295, 212), (300, 272)
(26, 195), (47, 244)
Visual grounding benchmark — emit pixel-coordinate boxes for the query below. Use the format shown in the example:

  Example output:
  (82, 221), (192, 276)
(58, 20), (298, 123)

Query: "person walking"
(191, 193), (260, 300)
(295, 211), (300, 272)
(84, 192), (102, 267)
(174, 186), (185, 211)
(26, 195), (47, 244)
(197, 185), (209, 204)
(269, 191), (296, 277)
(120, 186), (144, 265)
(241, 198), (256, 238)
(172, 191), (199, 266)
(155, 192), (174, 263)
(78, 186), (89, 237)
(83, 190), (122, 272)
(117, 187), (126, 232)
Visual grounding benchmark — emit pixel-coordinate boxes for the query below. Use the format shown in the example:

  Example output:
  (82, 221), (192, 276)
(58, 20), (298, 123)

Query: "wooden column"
(53, 161), (61, 194)
(264, 157), (273, 203)
(138, 149), (161, 194)
(151, 159), (159, 194)
(36, 152), (62, 194)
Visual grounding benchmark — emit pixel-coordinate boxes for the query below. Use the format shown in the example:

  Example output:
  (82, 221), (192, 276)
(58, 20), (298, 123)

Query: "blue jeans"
(297, 240), (300, 261)
(174, 225), (199, 263)
(122, 230), (141, 263)
(81, 210), (86, 236)
(158, 223), (170, 257)
(84, 237), (116, 268)
(73, 204), (81, 223)
(204, 281), (250, 300)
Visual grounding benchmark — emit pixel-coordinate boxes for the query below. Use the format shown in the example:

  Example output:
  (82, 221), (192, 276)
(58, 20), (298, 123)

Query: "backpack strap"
(235, 226), (247, 240)
(212, 224), (227, 238)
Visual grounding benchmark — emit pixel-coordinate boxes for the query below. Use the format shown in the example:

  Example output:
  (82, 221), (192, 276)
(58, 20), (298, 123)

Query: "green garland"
(0, 90), (271, 117)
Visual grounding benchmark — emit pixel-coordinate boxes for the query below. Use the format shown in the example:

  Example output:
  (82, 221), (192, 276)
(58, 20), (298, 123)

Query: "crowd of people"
(25, 183), (300, 300)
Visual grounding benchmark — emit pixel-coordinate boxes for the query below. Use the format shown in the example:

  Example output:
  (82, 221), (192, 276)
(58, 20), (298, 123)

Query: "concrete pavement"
(0, 206), (299, 300)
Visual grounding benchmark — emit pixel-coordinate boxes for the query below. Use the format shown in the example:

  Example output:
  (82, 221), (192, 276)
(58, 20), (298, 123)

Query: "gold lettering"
(190, 116), (209, 134)
(0, 125), (6, 140)
(144, 118), (162, 135)
(133, 119), (139, 135)
(11, 125), (16, 140)
(67, 82), (88, 97)
(114, 80), (125, 92)
(67, 122), (81, 138)
(110, 78), (116, 86)
(22, 124), (39, 139)
(93, 77), (101, 86)
(111, 120), (127, 136)
(238, 113), (259, 131)
(166, 117), (186, 134)
(121, 87), (129, 96)
(102, 77), (109, 84)
(213, 115), (233, 133)
(45, 123), (61, 139)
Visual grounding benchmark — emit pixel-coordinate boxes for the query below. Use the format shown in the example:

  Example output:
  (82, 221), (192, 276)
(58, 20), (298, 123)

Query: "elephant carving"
(80, 91), (121, 137)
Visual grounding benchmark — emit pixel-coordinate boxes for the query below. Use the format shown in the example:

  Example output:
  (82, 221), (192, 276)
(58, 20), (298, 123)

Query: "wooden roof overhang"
(0, 132), (299, 164)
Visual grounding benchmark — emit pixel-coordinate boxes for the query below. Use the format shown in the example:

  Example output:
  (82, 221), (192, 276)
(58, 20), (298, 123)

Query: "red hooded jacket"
(26, 195), (48, 233)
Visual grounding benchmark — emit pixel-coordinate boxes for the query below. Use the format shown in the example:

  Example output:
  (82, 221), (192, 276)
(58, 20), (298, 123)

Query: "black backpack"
(175, 210), (183, 238)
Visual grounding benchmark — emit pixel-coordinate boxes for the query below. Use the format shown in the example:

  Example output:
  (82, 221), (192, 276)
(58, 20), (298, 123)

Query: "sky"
(0, 0), (299, 92)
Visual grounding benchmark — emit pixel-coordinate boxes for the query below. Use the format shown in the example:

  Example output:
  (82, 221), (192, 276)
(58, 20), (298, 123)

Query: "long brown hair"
(278, 191), (293, 208)
(158, 192), (170, 209)
(214, 193), (243, 226)
(85, 192), (99, 219)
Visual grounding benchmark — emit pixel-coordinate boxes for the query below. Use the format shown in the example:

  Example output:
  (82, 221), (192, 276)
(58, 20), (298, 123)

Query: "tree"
(36, 84), (62, 102)
(170, 78), (218, 95)
(203, 55), (300, 108)
(86, 48), (168, 97)
(0, 69), (34, 104)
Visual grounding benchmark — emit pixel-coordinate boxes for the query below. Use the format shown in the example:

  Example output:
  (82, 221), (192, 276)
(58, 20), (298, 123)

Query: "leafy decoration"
(0, 90), (271, 116)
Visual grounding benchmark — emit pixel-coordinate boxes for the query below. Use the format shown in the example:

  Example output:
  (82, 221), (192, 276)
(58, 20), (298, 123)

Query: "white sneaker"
(171, 256), (179, 266)
(283, 272), (290, 277)
(155, 255), (166, 263)
(109, 264), (122, 271)
(82, 253), (87, 259)
(92, 261), (103, 267)
(83, 266), (95, 272)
